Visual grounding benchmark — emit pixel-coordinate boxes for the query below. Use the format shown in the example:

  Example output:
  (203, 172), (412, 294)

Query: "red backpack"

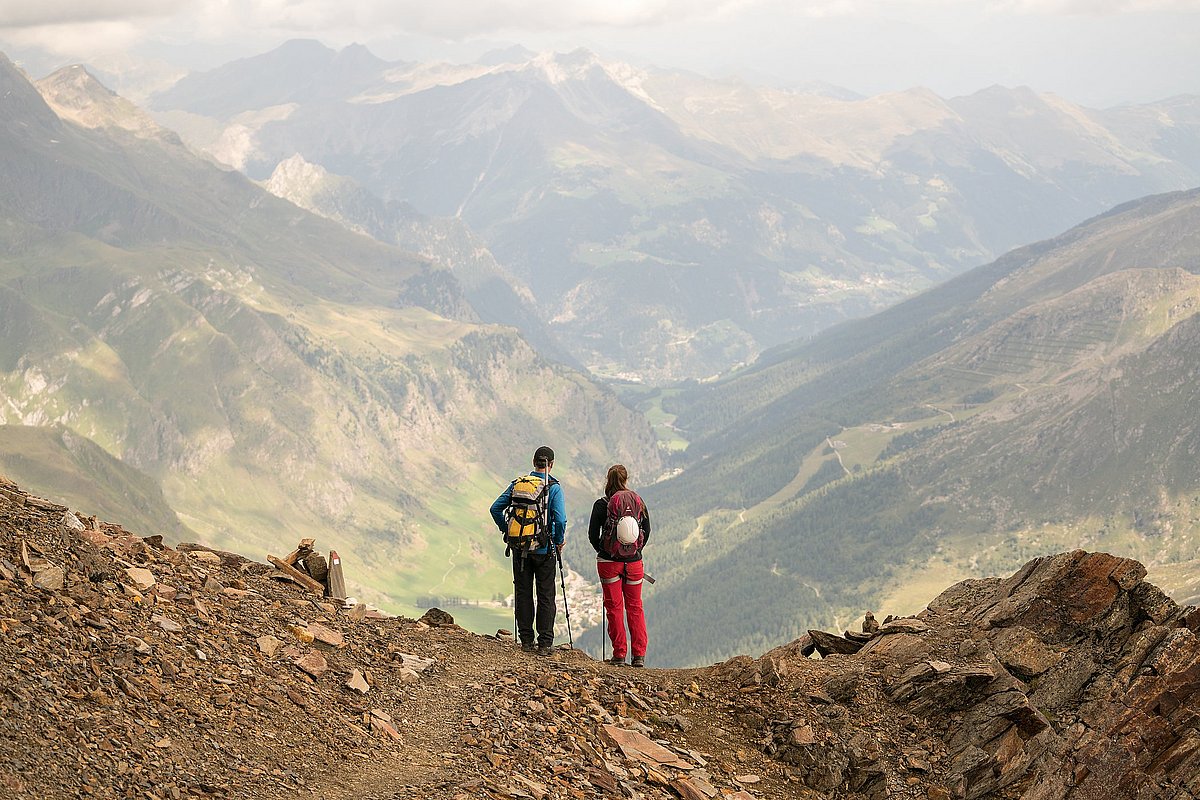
(600, 489), (645, 559)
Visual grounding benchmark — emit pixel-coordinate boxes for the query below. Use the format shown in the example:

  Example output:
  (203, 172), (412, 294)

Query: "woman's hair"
(604, 464), (629, 499)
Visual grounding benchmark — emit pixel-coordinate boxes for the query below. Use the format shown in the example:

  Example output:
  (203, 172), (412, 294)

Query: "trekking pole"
(554, 542), (575, 649)
(601, 576), (606, 663)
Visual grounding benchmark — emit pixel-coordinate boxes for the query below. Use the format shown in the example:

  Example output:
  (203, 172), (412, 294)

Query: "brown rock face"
(746, 550), (1200, 799)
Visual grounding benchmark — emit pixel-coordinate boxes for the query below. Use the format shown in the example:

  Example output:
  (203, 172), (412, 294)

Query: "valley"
(4, 1), (1200, 793)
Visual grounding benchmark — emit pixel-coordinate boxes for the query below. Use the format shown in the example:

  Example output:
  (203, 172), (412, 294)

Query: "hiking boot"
(521, 642), (536, 653)
(606, 655), (625, 666)
(536, 645), (554, 657)
(630, 655), (645, 668)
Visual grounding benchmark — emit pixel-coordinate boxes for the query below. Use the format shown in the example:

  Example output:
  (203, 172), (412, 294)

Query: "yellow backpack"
(504, 475), (555, 555)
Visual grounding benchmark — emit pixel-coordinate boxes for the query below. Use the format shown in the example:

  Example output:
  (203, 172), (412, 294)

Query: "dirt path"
(827, 436), (851, 476)
(923, 403), (956, 423)
(427, 540), (463, 595)
(318, 637), (726, 800)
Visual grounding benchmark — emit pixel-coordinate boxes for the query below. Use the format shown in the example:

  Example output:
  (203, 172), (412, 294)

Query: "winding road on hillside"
(827, 436), (851, 476)
(923, 404), (957, 423)
(428, 540), (463, 595)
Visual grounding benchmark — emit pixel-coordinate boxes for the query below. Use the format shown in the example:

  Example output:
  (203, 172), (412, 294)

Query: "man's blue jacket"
(490, 471), (566, 555)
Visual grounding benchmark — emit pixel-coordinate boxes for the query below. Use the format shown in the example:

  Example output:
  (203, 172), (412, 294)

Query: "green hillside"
(0, 425), (193, 540)
(10, 50), (1200, 668)
(625, 187), (1200, 666)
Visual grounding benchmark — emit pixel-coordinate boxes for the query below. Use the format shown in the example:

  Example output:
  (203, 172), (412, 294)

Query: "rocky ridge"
(1, 473), (1197, 799)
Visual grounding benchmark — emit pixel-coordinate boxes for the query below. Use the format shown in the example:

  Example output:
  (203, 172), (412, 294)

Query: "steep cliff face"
(2, 475), (1196, 800)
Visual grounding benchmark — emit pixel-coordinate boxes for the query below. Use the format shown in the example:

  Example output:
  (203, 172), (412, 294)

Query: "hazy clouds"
(2, 0), (1199, 104)
(1, 0), (743, 37)
(7, 0), (1200, 37)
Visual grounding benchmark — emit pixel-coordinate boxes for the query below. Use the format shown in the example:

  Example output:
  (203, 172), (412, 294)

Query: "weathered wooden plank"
(267, 555), (325, 594)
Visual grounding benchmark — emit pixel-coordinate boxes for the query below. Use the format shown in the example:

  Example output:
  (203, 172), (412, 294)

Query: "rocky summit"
(1, 474), (1197, 800)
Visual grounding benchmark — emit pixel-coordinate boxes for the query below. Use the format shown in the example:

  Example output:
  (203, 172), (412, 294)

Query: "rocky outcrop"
(923, 551), (1200, 799)
(717, 550), (1200, 799)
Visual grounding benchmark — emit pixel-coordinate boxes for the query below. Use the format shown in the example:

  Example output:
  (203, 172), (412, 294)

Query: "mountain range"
(148, 40), (1200, 381)
(261, 152), (576, 367)
(0, 53), (658, 633)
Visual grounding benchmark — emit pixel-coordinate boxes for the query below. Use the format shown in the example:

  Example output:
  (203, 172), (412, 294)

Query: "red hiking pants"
(598, 560), (647, 659)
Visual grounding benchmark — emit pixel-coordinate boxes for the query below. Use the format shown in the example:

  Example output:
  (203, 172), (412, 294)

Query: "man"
(490, 445), (566, 656)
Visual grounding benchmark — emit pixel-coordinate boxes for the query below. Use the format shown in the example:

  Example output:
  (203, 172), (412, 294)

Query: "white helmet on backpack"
(616, 515), (640, 546)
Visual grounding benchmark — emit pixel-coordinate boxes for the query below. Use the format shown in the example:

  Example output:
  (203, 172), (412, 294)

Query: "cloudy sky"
(2, 0), (1199, 105)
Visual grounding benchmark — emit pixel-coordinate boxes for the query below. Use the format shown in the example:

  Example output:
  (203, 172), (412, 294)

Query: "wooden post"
(326, 550), (347, 601)
(267, 555), (326, 594)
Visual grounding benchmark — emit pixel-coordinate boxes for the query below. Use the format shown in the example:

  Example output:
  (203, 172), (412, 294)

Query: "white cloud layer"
(1, 0), (1197, 105)
(1, 0), (748, 38)
(992, 0), (1200, 11)
(5, 0), (1200, 42)
(0, 0), (185, 29)
(0, 20), (146, 53)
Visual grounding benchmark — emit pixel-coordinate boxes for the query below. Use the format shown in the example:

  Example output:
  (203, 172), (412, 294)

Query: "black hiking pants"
(512, 551), (557, 647)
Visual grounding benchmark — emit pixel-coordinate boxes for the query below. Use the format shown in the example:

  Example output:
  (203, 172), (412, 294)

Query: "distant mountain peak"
(37, 64), (114, 104)
(275, 38), (337, 58)
(150, 38), (389, 119)
(333, 42), (389, 70)
(264, 153), (334, 206)
(529, 47), (603, 83)
(36, 64), (169, 140)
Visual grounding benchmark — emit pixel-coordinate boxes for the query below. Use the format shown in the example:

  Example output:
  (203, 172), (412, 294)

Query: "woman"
(588, 464), (651, 667)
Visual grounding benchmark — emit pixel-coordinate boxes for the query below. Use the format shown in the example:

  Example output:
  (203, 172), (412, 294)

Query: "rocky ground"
(1, 473), (1198, 799)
